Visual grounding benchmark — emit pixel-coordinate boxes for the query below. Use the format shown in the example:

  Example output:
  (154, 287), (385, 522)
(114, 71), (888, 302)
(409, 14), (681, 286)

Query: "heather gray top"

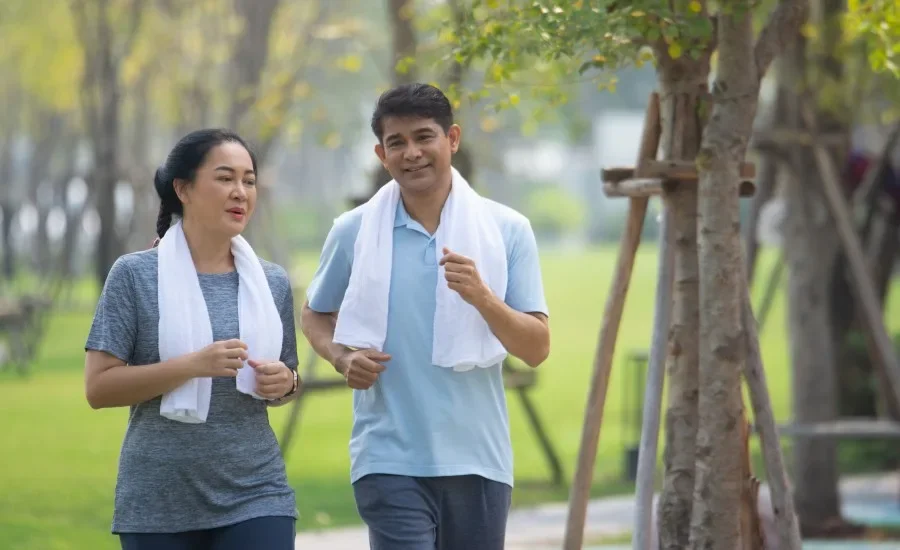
(85, 248), (299, 534)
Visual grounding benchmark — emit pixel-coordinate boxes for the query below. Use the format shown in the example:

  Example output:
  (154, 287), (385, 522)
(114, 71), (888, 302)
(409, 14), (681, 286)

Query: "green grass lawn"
(0, 245), (896, 549)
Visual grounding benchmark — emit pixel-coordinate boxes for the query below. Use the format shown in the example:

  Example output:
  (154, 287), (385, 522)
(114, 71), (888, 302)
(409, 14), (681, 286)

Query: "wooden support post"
(803, 107), (900, 411)
(631, 201), (675, 550)
(563, 92), (661, 550)
(741, 285), (803, 550)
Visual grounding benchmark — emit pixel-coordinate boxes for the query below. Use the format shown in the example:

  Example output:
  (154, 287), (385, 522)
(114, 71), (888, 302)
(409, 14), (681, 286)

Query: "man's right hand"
(335, 348), (391, 390)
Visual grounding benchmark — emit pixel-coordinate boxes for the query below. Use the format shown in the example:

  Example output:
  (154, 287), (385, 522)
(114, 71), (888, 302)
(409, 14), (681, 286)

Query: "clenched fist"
(439, 247), (491, 307)
(335, 348), (391, 390)
(191, 339), (248, 378)
(249, 359), (297, 399)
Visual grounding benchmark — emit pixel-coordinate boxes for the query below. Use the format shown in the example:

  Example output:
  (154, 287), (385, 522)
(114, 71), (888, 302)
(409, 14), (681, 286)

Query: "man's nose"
(404, 144), (423, 160)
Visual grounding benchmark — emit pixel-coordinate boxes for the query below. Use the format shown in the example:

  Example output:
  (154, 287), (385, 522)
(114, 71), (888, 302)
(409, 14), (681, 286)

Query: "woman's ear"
(173, 178), (189, 205)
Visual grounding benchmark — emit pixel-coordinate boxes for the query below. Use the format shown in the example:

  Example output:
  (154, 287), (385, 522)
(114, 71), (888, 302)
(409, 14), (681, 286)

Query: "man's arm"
(441, 240), (551, 368)
(300, 302), (348, 371)
(473, 297), (550, 368)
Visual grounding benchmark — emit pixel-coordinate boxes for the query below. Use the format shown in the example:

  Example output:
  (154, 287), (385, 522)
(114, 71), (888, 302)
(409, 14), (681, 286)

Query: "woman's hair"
(153, 129), (258, 242)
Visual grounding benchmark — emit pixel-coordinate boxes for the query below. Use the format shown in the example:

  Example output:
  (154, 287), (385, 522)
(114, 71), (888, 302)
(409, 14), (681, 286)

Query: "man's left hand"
(439, 247), (492, 308)
(249, 359), (295, 399)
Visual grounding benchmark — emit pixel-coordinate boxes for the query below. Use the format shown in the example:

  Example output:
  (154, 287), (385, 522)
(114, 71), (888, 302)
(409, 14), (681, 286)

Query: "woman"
(84, 129), (300, 550)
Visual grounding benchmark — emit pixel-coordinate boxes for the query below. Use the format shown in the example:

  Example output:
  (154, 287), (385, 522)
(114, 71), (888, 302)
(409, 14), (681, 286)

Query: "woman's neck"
(181, 218), (234, 274)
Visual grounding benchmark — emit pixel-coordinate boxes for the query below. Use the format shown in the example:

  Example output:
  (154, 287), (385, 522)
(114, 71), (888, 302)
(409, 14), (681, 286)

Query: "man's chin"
(396, 175), (436, 193)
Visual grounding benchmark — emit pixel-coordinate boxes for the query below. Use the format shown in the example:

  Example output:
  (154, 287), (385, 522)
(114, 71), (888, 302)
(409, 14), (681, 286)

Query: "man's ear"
(374, 143), (387, 167)
(448, 124), (462, 154)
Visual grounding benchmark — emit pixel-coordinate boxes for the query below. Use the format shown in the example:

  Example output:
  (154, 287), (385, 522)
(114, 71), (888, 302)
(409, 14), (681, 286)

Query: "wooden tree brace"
(602, 160), (757, 198)
(603, 178), (756, 198)
(603, 159), (756, 183)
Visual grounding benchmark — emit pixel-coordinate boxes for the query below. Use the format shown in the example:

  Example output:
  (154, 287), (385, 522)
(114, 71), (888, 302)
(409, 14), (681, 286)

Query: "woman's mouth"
(405, 164), (430, 173)
(227, 208), (246, 220)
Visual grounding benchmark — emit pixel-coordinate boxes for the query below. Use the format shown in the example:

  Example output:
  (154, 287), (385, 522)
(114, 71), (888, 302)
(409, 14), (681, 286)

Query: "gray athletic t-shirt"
(85, 248), (299, 533)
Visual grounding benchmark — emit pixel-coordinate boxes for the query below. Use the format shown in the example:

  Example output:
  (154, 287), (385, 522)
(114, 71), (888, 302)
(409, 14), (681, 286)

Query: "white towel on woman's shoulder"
(157, 220), (283, 423)
(333, 167), (508, 372)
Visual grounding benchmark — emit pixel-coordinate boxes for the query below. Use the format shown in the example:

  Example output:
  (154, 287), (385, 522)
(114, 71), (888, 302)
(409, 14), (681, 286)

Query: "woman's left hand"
(249, 359), (295, 399)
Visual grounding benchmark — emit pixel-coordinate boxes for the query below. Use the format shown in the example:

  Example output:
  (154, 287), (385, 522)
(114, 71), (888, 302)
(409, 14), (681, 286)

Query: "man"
(300, 83), (550, 550)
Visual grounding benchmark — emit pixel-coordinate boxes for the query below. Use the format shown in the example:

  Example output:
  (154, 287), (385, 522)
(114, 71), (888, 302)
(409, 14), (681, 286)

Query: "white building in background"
(592, 110), (645, 169)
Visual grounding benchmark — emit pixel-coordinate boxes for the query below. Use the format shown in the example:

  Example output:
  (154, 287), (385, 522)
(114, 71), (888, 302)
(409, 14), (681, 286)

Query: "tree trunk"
(780, 37), (844, 533)
(655, 54), (709, 550)
(369, 0), (422, 194)
(744, 89), (786, 287)
(126, 72), (157, 251)
(388, 0), (417, 85)
(0, 201), (14, 281)
(227, 0), (281, 132)
(0, 86), (21, 282)
(691, 8), (759, 549)
(26, 112), (65, 273)
(93, 0), (123, 286)
(783, 0), (846, 530)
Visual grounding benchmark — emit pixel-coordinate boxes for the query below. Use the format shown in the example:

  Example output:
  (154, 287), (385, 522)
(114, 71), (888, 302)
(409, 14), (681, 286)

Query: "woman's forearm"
(85, 354), (199, 409)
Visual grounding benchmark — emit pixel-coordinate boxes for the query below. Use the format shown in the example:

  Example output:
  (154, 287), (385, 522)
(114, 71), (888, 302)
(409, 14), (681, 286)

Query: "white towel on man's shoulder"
(333, 167), (508, 372)
(157, 220), (283, 423)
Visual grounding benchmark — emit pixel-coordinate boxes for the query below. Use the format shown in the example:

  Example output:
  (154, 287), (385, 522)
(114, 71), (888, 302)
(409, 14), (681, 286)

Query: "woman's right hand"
(190, 339), (249, 378)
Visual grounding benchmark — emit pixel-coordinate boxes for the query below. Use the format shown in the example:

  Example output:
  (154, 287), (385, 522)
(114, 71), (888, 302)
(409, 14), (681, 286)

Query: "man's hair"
(370, 83), (454, 142)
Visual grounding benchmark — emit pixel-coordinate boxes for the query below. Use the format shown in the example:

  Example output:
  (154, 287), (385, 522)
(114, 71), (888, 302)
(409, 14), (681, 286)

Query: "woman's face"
(175, 142), (257, 239)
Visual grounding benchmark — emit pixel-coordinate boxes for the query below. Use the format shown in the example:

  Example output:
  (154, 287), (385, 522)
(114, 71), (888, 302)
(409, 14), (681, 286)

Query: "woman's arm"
(85, 351), (200, 409)
(85, 339), (247, 409)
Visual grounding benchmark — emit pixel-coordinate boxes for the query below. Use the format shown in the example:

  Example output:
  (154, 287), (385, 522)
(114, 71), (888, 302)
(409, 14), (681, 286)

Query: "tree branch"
(754, 0), (810, 78)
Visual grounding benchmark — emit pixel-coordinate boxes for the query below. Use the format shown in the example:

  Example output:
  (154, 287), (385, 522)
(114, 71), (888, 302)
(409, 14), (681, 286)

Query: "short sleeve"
(504, 219), (549, 317)
(85, 256), (139, 363)
(277, 277), (300, 371)
(306, 213), (358, 313)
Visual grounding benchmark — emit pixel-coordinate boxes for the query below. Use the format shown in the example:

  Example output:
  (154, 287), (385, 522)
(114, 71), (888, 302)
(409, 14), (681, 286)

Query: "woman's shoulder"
(258, 258), (294, 296)
(116, 247), (159, 269)
(105, 248), (158, 284)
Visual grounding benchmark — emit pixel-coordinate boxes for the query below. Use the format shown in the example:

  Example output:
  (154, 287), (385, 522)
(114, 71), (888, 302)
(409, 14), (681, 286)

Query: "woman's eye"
(245, 180), (256, 186)
(218, 177), (232, 183)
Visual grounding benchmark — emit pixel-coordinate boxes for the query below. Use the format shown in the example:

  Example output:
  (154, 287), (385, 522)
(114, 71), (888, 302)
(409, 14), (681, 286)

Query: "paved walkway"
(293, 474), (900, 549)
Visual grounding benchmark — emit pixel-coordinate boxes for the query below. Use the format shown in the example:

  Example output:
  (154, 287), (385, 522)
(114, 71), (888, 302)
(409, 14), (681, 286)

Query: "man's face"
(375, 116), (461, 194)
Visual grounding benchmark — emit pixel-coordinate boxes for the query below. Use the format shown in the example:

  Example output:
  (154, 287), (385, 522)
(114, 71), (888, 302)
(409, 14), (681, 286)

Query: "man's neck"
(400, 179), (452, 235)
(181, 218), (235, 274)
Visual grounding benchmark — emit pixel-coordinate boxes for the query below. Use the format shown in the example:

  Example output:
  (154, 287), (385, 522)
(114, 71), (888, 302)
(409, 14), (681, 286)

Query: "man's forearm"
(475, 294), (550, 368)
(300, 303), (349, 372)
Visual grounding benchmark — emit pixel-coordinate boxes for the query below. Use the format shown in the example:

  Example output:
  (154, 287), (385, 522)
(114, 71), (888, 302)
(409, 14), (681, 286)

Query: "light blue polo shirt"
(306, 196), (548, 487)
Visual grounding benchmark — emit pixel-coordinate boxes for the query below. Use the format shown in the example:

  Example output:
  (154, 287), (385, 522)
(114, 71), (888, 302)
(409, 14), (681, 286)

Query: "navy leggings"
(118, 516), (295, 550)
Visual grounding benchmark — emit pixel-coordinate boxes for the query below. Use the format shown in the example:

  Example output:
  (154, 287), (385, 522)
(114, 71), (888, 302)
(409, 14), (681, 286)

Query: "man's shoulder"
(481, 198), (531, 230)
(328, 205), (365, 245)
(480, 198), (534, 245)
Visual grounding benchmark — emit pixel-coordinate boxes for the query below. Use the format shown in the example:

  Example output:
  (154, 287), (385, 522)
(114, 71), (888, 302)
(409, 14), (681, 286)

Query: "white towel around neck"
(333, 167), (508, 372)
(157, 220), (283, 423)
